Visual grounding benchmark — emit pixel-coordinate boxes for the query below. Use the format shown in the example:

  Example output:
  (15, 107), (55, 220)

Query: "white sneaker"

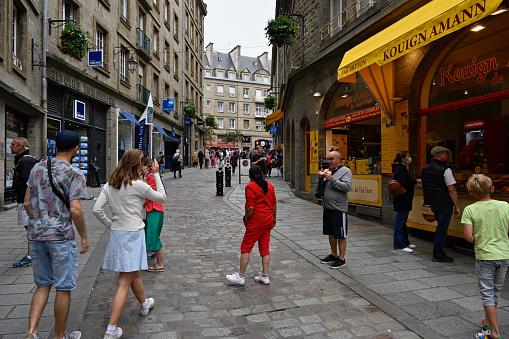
(226, 272), (245, 285)
(398, 247), (414, 253)
(254, 274), (270, 285)
(103, 327), (123, 339)
(63, 331), (82, 339)
(140, 297), (155, 316)
(408, 244), (416, 249)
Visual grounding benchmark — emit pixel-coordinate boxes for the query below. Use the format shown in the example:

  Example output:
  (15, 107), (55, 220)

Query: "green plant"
(183, 103), (198, 119)
(205, 115), (218, 128)
(264, 96), (277, 110)
(265, 16), (297, 46)
(223, 130), (244, 144)
(58, 21), (90, 59)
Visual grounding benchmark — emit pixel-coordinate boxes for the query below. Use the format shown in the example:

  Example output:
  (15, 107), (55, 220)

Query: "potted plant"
(183, 103), (198, 119)
(265, 16), (297, 46)
(264, 96), (277, 110)
(58, 21), (90, 59)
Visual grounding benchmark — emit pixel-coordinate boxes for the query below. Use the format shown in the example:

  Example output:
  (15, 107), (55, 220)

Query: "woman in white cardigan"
(93, 149), (166, 339)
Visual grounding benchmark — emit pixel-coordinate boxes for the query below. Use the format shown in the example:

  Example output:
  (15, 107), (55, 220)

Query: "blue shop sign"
(269, 126), (279, 134)
(163, 99), (174, 112)
(184, 118), (192, 126)
(88, 50), (103, 66)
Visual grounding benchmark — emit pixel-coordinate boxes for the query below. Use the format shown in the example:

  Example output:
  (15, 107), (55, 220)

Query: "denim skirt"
(103, 229), (148, 272)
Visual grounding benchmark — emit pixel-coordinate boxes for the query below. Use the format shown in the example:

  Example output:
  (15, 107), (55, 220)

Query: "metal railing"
(321, 0), (375, 41)
(136, 28), (151, 56)
(137, 84), (150, 104)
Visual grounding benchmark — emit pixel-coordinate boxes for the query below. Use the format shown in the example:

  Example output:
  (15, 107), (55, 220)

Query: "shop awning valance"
(154, 124), (181, 143)
(337, 0), (503, 79)
(266, 109), (284, 125)
(119, 110), (139, 125)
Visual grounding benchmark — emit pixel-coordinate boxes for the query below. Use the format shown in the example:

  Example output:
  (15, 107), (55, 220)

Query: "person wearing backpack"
(172, 149), (182, 178)
(10, 137), (38, 268)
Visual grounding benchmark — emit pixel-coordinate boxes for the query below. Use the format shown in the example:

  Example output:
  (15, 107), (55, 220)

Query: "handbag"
(315, 179), (326, 199)
(47, 158), (71, 209)
(387, 167), (406, 198)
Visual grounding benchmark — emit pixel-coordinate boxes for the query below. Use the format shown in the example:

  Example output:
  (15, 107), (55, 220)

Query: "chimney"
(258, 51), (269, 71)
(206, 42), (214, 68)
(229, 45), (241, 73)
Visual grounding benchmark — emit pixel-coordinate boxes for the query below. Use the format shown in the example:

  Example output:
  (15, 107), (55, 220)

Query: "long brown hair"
(108, 149), (146, 189)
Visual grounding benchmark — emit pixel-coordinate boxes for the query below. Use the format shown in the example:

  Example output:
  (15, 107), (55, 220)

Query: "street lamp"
(127, 55), (138, 74)
(113, 46), (138, 74)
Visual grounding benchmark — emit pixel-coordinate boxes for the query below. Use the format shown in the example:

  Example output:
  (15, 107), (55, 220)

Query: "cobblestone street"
(1, 167), (509, 338)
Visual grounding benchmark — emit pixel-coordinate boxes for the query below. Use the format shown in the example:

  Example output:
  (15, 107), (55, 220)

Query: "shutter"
(47, 87), (61, 116)
(94, 105), (107, 129)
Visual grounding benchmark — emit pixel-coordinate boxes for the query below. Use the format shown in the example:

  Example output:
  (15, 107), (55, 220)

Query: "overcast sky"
(204, 0), (275, 59)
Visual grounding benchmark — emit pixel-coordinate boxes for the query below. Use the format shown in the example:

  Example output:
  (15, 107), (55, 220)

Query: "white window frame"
(96, 27), (104, 51)
(164, 43), (169, 66)
(243, 104), (249, 114)
(229, 72), (235, 79)
(264, 76), (269, 83)
(243, 88), (249, 98)
(256, 121), (262, 130)
(164, 1), (168, 22)
(63, 1), (74, 21)
(206, 100), (211, 107)
(205, 71), (211, 77)
(217, 118), (224, 128)
(12, 7), (17, 56)
(229, 102), (235, 113)
(153, 29), (158, 55)
(256, 89), (262, 97)
(255, 105), (262, 117)
(229, 86), (235, 97)
(217, 85), (223, 96)
(206, 84), (210, 90)
(120, 48), (127, 82)
(243, 74), (249, 81)
(229, 119), (236, 129)
(256, 75), (262, 82)
(217, 101), (224, 112)
(217, 70), (223, 78)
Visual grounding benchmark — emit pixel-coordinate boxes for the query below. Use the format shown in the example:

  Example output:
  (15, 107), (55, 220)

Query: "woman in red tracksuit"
(226, 166), (277, 285)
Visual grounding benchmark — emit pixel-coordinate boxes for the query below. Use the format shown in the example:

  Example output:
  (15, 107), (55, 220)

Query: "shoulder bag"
(47, 158), (71, 209)
(387, 167), (406, 199)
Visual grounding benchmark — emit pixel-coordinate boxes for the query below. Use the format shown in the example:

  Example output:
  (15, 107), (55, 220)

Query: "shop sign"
(464, 120), (485, 129)
(269, 126), (279, 134)
(242, 136), (251, 143)
(88, 50), (103, 66)
(74, 100), (86, 121)
(184, 118), (192, 126)
(348, 175), (382, 207)
(47, 69), (115, 106)
(172, 126), (175, 136)
(439, 57), (501, 86)
(6, 112), (18, 130)
(310, 131), (319, 173)
(163, 99), (174, 112)
(325, 105), (381, 128)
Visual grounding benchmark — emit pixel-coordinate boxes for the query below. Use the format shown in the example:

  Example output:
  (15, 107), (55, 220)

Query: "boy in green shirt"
(462, 174), (509, 339)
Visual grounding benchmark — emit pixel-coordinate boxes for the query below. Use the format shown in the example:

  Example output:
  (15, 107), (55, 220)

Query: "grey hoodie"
(322, 166), (352, 212)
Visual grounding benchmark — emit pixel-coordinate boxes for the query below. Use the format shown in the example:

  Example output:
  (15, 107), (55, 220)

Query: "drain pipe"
(41, 0), (48, 159)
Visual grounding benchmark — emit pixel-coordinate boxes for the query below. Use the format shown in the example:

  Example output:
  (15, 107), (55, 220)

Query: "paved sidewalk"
(1, 168), (508, 338)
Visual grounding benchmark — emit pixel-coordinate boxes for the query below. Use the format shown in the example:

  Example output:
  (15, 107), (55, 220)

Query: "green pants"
(144, 210), (164, 251)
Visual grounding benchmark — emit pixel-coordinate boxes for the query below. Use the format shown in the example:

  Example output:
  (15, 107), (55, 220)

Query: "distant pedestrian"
(226, 166), (277, 285)
(141, 159), (165, 273)
(218, 154), (225, 170)
(93, 149), (166, 339)
(318, 150), (352, 269)
(172, 149), (182, 178)
(211, 151), (216, 168)
(421, 146), (460, 263)
(192, 151), (199, 168)
(198, 149), (204, 169)
(251, 146), (266, 174)
(24, 130), (89, 339)
(391, 151), (420, 253)
(156, 151), (165, 177)
(205, 150), (210, 168)
(462, 174), (509, 339)
(10, 137), (37, 268)
(231, 151), (238, 174)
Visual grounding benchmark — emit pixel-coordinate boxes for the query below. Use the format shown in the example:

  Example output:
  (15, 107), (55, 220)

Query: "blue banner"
(163, 99), (174, 112)
(135, 120), (145, 152)
(88, 50), (103, 66)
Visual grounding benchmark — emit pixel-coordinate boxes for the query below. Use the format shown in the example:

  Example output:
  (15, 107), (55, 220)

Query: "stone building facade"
(203, 43), (272, 151)
(0, 0), (206, 209)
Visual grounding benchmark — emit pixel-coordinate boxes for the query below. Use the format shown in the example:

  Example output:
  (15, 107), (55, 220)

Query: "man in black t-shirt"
(251, 145), (266, 175)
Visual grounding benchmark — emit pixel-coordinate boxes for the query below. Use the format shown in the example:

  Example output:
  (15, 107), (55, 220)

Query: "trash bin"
(216, 168), (224, 196)
(90, 163), (101, 188)
(225, 165), (231, 187)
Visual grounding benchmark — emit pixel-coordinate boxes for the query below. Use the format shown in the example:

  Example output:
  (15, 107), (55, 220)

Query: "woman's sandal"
(147, 265), (164, 272)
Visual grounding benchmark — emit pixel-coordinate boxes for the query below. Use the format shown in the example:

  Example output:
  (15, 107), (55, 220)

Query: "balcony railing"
(136, 28), (151, 56)
(137, 84), (150, 105)
(321, 0), (375, 41)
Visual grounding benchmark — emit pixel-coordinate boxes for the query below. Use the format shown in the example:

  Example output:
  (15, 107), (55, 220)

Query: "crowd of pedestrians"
(10, 131), (509, 339)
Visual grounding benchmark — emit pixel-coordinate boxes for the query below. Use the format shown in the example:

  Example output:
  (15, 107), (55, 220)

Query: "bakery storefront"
(333, 0), (508, 234)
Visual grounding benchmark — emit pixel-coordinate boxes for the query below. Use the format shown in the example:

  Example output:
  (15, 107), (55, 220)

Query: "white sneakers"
(398, 247), (414, 253)
(408, 244), (417, 249)
(103, 327), (123, 339)
(254, 274), (270, 285)
(226, 272), (246, 285)
(140, 297), (155, 316)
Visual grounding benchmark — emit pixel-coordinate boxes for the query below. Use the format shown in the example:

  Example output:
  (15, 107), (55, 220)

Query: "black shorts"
(323, 209), (348, 239)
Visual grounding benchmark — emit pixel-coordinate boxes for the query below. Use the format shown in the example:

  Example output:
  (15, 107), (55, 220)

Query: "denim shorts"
(29, 240), (79, 291)
(476, 259), (509, 306)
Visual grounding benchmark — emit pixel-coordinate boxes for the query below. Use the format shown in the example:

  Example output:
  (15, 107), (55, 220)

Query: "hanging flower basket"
(183, 103), (198, 119)
(265, 16), (297, 46)
(58, 21), (90, 59)
(264, 96), (277, 110)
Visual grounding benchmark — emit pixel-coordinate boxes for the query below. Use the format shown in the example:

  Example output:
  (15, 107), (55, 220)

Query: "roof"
(203, 51), (271, 76)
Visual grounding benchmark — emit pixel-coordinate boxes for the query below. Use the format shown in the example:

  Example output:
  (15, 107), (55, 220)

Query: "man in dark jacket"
(10, 137), (37, 268)
(198, 149), (204, 169)
(421, 146), (460, 263)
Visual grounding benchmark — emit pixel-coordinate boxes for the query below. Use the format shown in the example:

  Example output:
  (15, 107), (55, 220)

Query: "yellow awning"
(338, 0), (503, 79)
(266, 109), (284, 125)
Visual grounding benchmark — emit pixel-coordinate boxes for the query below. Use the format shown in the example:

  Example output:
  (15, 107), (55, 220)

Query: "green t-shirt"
(461, 200), (509, 260)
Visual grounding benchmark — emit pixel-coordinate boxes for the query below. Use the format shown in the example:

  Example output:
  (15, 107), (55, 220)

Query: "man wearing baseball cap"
(24, 130), (89, 339)
(421, 146), (460, 263)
